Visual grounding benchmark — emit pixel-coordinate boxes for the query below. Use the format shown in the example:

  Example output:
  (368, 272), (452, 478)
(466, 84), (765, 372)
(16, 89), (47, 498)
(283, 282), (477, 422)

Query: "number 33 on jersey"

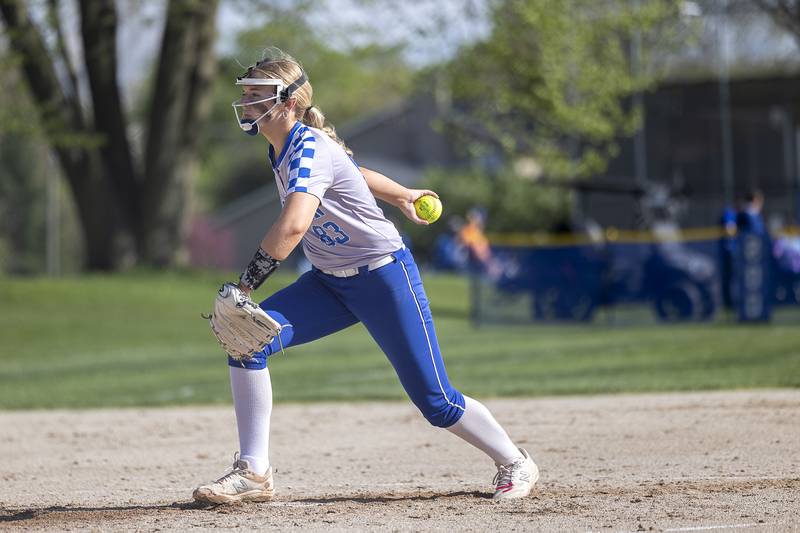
(312, 208), (350, 247)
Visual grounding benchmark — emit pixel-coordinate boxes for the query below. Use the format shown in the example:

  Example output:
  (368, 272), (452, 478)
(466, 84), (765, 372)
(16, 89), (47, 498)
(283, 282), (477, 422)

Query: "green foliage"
(0, 52), (46, 273)
(0, 136), (45, 273)
(0, 273), (798, 409)
(401, 167), (571, 257)
(0, 37), (104, 151)
(446, 0), (680, 178)
(0, 50), (84, 274)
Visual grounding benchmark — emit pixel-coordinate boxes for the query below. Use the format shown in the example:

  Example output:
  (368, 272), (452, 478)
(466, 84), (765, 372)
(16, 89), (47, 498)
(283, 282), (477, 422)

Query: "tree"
(444, 0), (680, 179)
(0, 0), (218, 270)
(753, 0), (800, 46)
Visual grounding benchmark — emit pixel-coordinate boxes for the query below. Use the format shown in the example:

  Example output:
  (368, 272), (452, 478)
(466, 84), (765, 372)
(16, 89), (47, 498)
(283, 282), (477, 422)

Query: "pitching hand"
(399, 189), (439, 226)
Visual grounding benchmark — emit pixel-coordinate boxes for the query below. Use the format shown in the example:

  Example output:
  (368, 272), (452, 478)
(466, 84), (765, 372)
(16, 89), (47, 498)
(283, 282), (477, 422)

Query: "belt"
(319, 253), (396, 278)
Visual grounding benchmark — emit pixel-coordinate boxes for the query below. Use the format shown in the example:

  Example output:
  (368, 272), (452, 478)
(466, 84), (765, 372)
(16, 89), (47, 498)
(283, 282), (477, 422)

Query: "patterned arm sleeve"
(286, 128), (333, 200)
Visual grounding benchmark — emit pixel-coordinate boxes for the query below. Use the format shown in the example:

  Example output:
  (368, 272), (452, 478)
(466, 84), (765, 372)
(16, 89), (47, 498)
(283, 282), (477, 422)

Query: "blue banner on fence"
(735, 231), (772, 322)
(457, 227), (800, 324)
(488, 237), (719, 323)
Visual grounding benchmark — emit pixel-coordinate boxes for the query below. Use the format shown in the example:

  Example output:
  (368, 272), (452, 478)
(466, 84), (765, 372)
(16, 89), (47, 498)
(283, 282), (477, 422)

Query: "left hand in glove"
(207, 282), (282, 360)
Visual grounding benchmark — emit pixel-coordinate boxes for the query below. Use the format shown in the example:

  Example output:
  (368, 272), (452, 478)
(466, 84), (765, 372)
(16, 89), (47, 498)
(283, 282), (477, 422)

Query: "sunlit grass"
(0, 270), (798, 409)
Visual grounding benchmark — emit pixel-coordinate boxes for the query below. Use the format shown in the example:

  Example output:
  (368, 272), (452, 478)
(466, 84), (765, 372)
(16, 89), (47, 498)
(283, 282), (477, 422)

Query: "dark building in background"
(585, 71), (800, 230)
(344, 96), (468, 186)
(344, 70), (800, 232)
(352, 72), (800, 231)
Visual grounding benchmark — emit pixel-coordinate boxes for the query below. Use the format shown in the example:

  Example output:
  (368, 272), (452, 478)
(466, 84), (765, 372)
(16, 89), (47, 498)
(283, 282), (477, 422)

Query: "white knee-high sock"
(229, 366), (272, 475)
(446, 396), (523, 466)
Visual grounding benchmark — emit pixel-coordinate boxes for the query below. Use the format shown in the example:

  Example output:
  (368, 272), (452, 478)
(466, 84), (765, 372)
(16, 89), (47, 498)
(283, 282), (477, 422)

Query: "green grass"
(1, 271), (798, 409)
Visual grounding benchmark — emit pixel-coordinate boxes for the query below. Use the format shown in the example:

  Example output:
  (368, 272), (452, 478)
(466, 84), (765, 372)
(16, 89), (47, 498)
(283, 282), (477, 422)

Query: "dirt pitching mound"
(1, 390), (798, 531)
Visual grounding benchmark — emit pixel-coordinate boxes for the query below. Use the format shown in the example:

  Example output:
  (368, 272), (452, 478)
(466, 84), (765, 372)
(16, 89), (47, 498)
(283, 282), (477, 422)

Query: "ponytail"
(302, 105), (353, 157)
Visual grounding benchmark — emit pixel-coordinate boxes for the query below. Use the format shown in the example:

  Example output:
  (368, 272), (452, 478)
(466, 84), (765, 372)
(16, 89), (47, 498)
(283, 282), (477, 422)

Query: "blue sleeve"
(286, 131), (332, 200)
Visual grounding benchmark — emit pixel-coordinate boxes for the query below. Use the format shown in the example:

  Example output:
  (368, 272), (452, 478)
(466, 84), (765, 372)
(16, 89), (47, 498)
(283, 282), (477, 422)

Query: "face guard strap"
(280, 71), (307, 101)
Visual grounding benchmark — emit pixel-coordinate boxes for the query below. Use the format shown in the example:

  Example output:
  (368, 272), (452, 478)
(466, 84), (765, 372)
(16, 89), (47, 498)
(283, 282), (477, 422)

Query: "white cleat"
(492, 448), (539, 501)
(193, 453), (274, 504)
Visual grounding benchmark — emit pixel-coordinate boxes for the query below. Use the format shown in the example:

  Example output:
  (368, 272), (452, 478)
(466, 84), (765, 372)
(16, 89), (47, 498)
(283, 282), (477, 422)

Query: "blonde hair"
(243, 49), (353, 156)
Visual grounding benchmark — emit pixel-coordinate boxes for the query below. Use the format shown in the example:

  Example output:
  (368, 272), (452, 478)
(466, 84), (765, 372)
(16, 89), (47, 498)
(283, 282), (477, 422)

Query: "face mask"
(231, 79), (284, 136)
(232, 94), (281, 136)
(232, 71), (308, 136)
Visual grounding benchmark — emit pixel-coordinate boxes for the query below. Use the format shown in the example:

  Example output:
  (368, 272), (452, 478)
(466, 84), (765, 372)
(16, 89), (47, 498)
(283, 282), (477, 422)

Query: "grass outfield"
(1, 270), (799, 409)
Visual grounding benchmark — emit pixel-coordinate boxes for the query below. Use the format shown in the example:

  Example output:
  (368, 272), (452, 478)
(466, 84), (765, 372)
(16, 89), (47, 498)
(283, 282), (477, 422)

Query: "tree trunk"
(0, 0), (121, 270)
(142, 0), (219, 267)
(67, 150), (126, 271)
(78, 0), (143, 256)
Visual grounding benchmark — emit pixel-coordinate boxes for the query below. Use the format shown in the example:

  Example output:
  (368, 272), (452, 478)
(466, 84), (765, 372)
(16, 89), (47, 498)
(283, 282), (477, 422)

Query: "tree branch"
(753, 0), (800, 46)
(181, 0), (218, 151)
(0, 0), (85, 184)
(78, 0), (141, 241)
(46, 0), (84, 127)
(140, 0), (218, 264)
(143, 1), (205, 200)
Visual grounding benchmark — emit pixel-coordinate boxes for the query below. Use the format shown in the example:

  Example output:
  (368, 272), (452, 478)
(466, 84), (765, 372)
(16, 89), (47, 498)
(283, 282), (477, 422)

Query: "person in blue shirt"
(736, 190), (766, 235)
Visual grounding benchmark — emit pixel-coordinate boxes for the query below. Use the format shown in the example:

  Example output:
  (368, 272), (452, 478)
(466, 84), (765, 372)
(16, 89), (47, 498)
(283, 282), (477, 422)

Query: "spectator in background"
(736, 189), (766, 235)
(718, 206), (737, 309)
(735, 189), (773, 322)
(458, 207), (502, 278)
(459, 208), (491, 266)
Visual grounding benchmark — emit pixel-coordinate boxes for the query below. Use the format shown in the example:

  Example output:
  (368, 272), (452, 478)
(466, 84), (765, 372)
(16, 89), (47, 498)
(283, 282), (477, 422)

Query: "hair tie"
(307, 104), (314, 112)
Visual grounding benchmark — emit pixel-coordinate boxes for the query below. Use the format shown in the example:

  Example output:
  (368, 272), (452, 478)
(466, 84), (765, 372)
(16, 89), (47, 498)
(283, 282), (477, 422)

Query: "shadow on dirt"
(0, 500), (210, 523)
(0, 491), (491, 524)
(295, 489), (489, 504)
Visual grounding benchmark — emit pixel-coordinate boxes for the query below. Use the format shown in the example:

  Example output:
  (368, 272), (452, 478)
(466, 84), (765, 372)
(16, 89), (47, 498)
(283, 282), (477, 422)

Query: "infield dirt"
(1, 390), (798, 532)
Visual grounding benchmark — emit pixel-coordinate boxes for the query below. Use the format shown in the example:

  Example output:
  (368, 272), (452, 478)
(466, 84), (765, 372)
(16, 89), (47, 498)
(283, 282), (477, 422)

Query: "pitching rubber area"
(1, 391), (798, 531)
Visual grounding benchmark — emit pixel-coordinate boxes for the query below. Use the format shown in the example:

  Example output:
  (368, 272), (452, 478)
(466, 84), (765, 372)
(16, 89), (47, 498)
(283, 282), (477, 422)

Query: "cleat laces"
(493, 458), (522, 490)
(213, 453), (251, 486)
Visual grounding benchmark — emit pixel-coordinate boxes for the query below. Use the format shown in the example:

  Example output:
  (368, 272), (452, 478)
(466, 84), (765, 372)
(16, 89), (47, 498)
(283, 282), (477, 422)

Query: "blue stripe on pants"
(228, 247), (465, 428)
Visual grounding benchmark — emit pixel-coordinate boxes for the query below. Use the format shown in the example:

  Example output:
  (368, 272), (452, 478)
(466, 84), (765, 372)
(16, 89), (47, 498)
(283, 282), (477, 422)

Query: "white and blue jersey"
(269, 121), (404, 271)
(229, 121), (466, 429)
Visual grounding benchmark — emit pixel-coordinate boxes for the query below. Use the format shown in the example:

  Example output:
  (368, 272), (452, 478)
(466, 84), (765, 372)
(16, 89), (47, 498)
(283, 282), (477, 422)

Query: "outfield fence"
(469, 225), (800, 326)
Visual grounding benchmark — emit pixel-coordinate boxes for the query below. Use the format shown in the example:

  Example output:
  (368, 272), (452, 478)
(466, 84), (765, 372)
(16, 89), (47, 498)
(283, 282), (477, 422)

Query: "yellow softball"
(414, 195), (442, 223)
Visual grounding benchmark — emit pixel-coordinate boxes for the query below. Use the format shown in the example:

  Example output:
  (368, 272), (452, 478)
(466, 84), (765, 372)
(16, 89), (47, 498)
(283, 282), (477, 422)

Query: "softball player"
(193, 50), (538, 504)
